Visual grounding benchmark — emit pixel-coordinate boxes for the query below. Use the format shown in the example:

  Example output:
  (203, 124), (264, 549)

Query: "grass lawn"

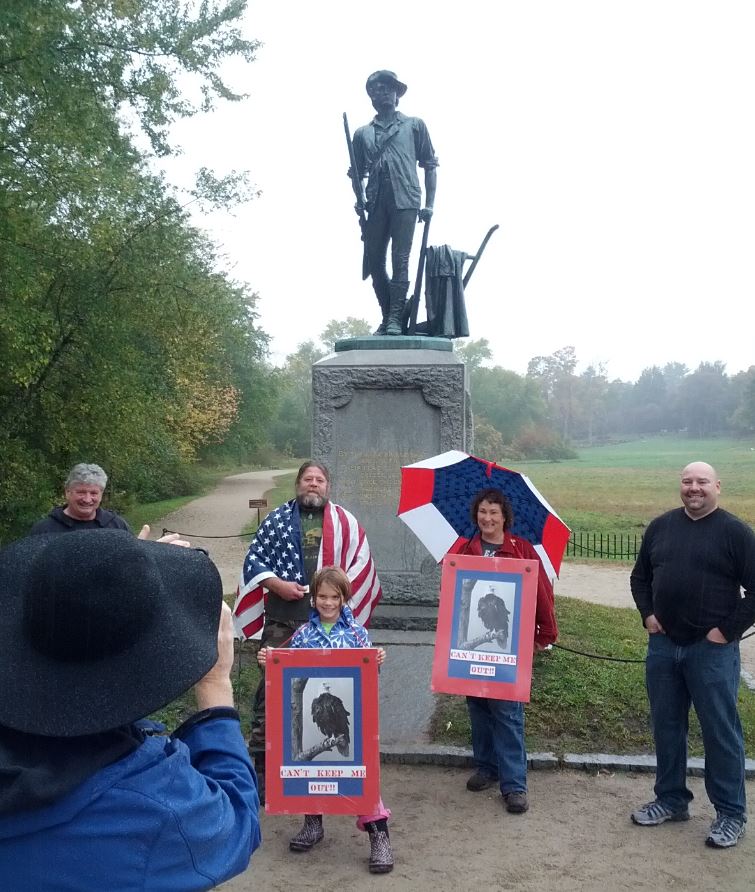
(155, 599), (755, 757)
(429, 596), (755, 757)
(151, 438), (755, 750)
(512, 435), (755, 534)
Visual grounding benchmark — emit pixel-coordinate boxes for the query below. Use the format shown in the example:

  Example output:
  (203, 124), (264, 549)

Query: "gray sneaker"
(706, 813), (746, 848)
(631, 800), (690, 826)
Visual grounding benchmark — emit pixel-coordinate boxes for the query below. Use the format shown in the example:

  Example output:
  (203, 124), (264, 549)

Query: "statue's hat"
(366, 70), (407, 98)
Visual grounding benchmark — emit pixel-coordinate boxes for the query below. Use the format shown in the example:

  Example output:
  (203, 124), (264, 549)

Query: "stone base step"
(370, 629), (436, 646)
(370, 603), (438, 631)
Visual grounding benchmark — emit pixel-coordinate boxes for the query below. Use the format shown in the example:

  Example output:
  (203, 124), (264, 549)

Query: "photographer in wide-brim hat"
(0, 530), (261, 891)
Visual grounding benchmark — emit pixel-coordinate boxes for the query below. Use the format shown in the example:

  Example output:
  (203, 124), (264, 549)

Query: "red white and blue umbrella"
(397, 449), (571, 579)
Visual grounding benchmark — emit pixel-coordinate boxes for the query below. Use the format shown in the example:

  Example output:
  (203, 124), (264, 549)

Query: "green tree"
(731, 367), (755, 433)
(472, 416), (507, 461)
(677, 362), (735, 437)
(270, 340), (326, 457)
(576, 364), (609, 444)
(527, 346), (578, 439)
(269, 319), (375, 457)
(627, 366), (668, 433)
(455, 338), (493, 373)
(472, 367), (548, 442)
(0, 1), (266, 541)
(320, 317), (371, 352)
(1, 1), (257, 168)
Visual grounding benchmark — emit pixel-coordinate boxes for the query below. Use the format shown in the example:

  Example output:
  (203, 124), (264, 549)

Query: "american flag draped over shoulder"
(232, 499), (382, 639)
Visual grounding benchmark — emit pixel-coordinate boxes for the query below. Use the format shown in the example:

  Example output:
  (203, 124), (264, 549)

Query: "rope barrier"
(551, 643), (645, 664)
(161, 524), (755, 656)
(161, 528), (250, 539)
(552, 627), (755, 662)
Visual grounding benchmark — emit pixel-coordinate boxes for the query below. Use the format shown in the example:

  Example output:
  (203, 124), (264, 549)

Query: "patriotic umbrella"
(397, 450), (570, 579)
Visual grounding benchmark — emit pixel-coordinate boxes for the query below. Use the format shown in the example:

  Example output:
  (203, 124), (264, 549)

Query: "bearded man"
(233, 461), (381, 792)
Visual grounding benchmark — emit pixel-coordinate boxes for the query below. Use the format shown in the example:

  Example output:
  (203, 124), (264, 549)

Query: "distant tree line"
(266, 332), (754, 465)
(462, 342), (755, 461)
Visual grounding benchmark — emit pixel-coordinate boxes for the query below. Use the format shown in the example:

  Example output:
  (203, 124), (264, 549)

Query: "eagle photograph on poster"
(456, 579), (516, 654)
(289, 676), (354, 762)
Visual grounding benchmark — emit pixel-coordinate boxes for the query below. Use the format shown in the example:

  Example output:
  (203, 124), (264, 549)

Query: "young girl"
(257, 566), (392, 874)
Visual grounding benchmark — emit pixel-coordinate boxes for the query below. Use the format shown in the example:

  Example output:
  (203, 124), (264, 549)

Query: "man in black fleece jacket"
(629, 461), (755, 849)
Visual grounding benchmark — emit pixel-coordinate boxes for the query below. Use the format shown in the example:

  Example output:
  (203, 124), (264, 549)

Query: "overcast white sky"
(164, 0), (755, 383)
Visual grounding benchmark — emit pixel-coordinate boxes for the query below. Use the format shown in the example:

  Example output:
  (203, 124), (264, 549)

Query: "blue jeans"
(466, 696), (527, 794)
(646, 632), (746, 818)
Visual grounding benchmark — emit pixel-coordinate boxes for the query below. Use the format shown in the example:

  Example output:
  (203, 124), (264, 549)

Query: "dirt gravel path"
(220, 765), (753, 892)
(153, 468), (294, 593)
(159, 472), (755, 890)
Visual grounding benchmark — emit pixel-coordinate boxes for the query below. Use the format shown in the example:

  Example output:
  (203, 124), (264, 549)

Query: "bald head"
(680, 461), (720, 520)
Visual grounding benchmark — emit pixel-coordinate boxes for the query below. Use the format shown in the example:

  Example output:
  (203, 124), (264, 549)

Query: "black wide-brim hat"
(0, 530), (223, 737)
(366, 70), (408, 97)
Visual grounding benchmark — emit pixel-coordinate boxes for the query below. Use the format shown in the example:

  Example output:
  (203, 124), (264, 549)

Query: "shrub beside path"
(155, 472), (754, 891)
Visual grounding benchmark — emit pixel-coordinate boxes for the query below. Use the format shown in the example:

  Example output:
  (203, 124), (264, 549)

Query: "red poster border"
(431, 554), (538, 702)
(265, 648), (381, 815)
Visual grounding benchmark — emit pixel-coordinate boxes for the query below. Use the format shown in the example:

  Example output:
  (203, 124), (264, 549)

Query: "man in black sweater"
(30, 463), (132, 535)
(630, 461), (755, 848)
(30, 463), (187, 545)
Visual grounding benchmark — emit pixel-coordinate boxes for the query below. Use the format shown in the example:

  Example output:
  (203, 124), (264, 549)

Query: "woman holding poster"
(448, 487), (558, 814)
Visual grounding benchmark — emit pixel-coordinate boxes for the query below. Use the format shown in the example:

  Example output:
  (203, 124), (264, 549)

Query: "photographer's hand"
(194, 603), (235, 709)
(138, 525), (191, 548)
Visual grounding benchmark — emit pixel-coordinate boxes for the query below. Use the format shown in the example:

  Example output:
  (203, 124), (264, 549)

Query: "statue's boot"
(372, 290), (389, 336)
(385, 282), (409, 336)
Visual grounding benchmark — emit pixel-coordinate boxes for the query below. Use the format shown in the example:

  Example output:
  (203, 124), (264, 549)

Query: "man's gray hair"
(65, 463), (108, 490)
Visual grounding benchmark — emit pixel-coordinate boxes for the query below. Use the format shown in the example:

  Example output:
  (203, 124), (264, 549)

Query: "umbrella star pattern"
(398, 450), (571, 580)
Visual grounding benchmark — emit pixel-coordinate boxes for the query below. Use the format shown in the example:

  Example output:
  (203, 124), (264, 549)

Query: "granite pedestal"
(312, 339), (471, 616)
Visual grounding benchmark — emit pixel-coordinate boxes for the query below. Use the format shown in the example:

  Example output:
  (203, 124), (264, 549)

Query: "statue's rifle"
(343, 112), (370, 280)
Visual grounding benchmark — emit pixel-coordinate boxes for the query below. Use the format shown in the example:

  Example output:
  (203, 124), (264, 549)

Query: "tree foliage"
(731, 367), (755, 433)
(0, 2), (270, 542)
(320, 317), (371, 352)
(459, 339), (752, 459)
(455, 338), (492, 373)
(269, 340), (326, 458)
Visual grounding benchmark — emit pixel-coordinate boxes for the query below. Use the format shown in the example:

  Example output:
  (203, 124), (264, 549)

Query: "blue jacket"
(288, 604), (373, 650)
(0, 715), (261, 891)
